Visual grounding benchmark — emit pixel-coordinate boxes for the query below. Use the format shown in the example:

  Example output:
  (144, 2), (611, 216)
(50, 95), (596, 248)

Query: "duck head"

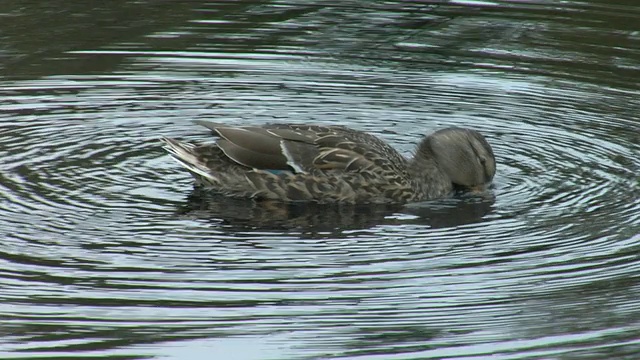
(420, 128), (496, 189)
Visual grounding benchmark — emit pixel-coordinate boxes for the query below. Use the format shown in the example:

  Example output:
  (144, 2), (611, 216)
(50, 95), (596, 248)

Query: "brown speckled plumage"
(161, 121), (495, 204)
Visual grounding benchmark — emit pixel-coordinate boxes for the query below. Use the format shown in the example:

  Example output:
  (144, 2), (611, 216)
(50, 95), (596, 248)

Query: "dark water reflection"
(177, 190), (495, 231)
(1, 1), (639, 359)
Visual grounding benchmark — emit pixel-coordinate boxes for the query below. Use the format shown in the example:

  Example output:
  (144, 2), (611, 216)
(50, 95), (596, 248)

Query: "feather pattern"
(160, 121), (496, 204)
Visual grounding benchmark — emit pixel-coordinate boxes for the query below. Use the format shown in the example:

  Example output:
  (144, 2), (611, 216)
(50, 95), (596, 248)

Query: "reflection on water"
(0, 1), (639, 359)
(176, 189), (495, 232)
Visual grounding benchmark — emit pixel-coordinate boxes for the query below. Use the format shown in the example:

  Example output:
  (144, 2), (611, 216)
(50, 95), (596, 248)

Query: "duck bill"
(468, 184), (488, 193)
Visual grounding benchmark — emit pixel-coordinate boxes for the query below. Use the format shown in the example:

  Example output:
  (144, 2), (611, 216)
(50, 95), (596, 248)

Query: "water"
(1, 1), (639, 359)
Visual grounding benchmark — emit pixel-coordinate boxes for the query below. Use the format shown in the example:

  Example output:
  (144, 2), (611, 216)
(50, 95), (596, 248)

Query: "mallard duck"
(161, 120), (496, 204)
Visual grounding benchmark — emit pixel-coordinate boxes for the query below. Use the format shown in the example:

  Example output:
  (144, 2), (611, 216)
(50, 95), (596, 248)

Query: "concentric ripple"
(1, 1), (640, 360)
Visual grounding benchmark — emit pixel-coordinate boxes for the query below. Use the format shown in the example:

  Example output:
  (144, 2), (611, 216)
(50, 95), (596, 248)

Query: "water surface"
(1, 1), (639, 359)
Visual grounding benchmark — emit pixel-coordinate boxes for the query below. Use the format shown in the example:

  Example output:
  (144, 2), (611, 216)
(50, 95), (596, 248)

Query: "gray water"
(1, 1), (639, 359)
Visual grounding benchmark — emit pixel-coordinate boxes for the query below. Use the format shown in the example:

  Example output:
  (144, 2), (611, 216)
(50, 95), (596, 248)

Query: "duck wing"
(193, 120), (408, 175)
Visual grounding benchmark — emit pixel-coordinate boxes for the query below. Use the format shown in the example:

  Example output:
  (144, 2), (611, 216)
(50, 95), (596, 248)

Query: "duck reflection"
(175, 188), (495, 232)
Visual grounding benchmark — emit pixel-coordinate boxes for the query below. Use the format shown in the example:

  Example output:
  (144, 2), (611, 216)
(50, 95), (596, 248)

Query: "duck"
(160, 120), (496, 204)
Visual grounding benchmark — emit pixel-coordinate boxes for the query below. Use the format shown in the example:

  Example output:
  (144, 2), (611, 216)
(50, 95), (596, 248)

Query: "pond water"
(1, 1), (639, 359)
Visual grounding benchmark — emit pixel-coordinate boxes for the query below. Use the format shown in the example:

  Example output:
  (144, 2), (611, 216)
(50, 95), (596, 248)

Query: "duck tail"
(160, 137), (218, 183)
